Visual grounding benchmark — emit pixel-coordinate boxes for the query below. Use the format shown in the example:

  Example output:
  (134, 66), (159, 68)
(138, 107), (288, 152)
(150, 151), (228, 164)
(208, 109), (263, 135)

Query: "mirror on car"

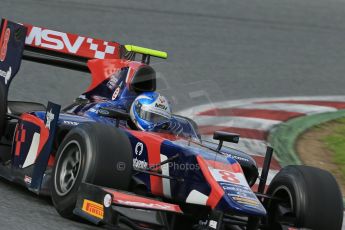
(213, 131), (240, 151)
(213, 131), (240, 144)
(98, 107), (130, 121)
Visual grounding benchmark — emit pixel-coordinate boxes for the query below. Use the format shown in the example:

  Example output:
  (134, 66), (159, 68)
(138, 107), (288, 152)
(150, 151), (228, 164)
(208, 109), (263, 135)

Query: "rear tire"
(265, 165), (343, 230)
(51, 123), (133, 219)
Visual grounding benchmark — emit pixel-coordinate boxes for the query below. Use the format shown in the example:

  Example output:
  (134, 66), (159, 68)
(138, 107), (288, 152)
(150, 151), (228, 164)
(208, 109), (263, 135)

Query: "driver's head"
(130, 92), (171, 131)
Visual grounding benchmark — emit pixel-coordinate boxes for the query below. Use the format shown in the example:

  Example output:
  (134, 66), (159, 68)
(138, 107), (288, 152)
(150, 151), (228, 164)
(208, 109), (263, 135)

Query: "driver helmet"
(130, 92), (171, 131)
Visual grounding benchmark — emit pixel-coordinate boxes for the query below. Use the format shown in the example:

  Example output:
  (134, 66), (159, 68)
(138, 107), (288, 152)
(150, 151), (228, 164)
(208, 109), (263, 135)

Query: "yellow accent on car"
(124, 45), (168, 59)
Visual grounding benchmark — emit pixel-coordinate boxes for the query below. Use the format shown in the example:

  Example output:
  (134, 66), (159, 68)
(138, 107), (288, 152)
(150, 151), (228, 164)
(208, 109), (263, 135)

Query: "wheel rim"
(54, 140), (82, 196)
(268, 186), (297, 228)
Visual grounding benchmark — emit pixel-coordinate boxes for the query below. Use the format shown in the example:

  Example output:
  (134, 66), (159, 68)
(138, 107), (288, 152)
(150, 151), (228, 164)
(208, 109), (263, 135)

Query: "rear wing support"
(23, 46), (89, 72)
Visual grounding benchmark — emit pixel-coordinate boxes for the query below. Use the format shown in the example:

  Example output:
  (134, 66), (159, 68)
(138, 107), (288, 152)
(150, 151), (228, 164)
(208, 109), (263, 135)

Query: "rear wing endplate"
(0, 19), (26, 87)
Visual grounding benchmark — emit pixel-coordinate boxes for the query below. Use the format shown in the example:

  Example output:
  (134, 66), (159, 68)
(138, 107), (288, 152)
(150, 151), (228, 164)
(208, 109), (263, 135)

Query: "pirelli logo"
(82, 199), (104, 219)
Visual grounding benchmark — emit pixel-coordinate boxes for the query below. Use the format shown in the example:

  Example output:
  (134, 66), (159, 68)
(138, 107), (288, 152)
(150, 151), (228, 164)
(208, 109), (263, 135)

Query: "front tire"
(51, 123), (133, 219)
(265, 165), (343, 230)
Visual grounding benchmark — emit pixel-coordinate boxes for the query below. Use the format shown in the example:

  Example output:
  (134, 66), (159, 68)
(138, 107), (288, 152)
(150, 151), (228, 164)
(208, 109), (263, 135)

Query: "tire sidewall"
(51, 128), (93, 217)
(266, 170), (307, 227)
(51, 123), (133, 218)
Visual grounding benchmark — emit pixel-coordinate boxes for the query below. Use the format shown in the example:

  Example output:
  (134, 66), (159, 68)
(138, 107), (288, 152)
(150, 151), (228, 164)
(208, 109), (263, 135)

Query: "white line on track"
(177, 95), (345, 116)
(193, 116), (281, 131)
(238, 103), (337, 114)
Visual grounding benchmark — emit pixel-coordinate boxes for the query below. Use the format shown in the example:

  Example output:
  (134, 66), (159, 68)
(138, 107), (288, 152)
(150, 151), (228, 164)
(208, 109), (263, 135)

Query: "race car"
(0, 19), (343, 230)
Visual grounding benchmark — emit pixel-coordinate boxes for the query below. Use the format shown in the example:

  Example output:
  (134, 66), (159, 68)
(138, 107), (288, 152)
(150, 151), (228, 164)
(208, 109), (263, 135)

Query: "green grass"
(323, 117), (345, 179)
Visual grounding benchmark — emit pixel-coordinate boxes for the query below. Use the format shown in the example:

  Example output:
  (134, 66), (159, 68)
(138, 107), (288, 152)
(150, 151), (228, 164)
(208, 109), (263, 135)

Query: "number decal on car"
(218, 171), (240, 184)
(209, 168), (248, 186)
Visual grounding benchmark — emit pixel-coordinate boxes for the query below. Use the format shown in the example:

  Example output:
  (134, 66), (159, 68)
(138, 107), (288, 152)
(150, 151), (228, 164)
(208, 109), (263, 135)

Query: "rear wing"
(0, 18), (168, 88)
(23, 23), (122, 72)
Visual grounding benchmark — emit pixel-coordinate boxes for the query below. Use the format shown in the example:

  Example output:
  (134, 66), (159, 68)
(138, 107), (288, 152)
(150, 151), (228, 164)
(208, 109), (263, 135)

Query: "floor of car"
(0, 144), (12, 163)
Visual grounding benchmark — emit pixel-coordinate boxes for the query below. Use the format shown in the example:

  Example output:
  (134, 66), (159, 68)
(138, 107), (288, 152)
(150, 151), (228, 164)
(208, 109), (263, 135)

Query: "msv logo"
(25, 26), (85, 54)
(24, 26), (117, 59)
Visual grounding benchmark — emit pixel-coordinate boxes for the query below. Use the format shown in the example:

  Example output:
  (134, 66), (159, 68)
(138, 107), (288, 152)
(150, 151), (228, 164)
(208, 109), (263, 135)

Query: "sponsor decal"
(220, 181), (261, 207)
(232, 196), (259, 206)
(198, 220), (208, 227)
(98, 108), (109, 115)
(226, 154), (249, 162)
(112, 87), (120, 100)
(133, 158), (148, 169)
(45, 109), (54, 130)
(107, 80), (116, 90)
(208, 220), (218, 229)
(103, 194), (112, 208)
(0, 28), (10, 62)
(221, 183), (253, 198)
(82, 199), (104, 219)
(88, 108), (98, 113)
(0, 66), (11, 84)
(155, 103), (168, 110)
(25, 26), (117, 59)
(24, 175), (32, 185)
(63, 120), (79, 126)
(116, 199), (175, 210)
(106, 71), (122, 90)
(135, 142), (144, 155)
(91, 95), (107, 102)
(26, 27), (84, 53)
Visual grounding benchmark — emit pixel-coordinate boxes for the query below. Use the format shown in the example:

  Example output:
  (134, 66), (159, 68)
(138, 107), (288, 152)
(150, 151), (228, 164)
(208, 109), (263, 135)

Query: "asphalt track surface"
(1, 0), (345, 229)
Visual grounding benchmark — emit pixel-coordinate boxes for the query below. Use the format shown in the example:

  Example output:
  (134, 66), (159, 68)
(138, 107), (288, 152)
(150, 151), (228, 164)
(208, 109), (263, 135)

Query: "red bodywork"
(104, 188), (183, 214)
(86, 59), (146, 92)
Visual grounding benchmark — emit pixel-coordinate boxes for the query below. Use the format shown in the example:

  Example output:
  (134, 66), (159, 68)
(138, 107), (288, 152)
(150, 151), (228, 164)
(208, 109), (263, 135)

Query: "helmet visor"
(139, 109), (169, 123)
(135, 102), (170, 123)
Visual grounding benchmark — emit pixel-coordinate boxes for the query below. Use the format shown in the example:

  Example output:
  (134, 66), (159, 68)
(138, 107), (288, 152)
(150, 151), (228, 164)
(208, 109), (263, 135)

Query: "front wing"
(73, 183), (308, 230)
(74, 183), (183, 229)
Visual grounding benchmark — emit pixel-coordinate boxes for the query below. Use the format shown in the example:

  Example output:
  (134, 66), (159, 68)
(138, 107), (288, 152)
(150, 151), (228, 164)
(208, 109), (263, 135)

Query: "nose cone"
(218, 182), (267, 216)
(196, 155), (267, 216)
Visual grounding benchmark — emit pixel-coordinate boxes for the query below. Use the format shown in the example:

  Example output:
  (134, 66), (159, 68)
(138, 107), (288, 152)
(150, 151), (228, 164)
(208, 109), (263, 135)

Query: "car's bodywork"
(0, 19), (309, 230)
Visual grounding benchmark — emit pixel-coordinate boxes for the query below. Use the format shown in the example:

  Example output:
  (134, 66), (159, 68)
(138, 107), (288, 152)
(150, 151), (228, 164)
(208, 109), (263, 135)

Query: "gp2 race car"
(0, 19), (343, 230)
